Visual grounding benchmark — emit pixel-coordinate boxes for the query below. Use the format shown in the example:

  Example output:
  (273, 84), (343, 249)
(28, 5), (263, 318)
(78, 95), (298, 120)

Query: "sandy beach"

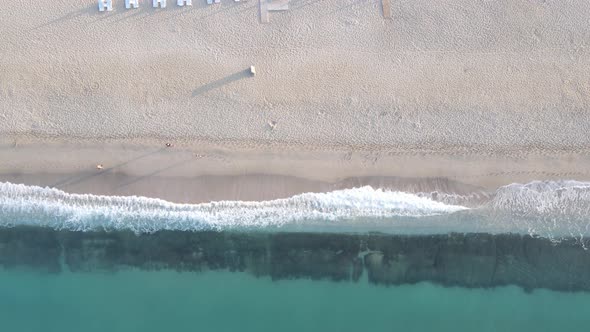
(1, 0), (590, 202)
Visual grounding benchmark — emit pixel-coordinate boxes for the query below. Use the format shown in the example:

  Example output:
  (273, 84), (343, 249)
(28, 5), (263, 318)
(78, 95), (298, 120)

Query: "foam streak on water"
(487, 180), (590, 242)
(0, 182), (467, 233)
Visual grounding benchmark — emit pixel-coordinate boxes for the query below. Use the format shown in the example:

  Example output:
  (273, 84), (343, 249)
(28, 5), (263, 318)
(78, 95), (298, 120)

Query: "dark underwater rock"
(1, 226), (590, 292)
(0, 227), (61, 272)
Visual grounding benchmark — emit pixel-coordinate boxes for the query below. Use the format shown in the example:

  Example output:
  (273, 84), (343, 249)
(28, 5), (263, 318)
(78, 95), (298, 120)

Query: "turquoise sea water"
(2, 180), (590, 331)
(1, 269), (589, 332)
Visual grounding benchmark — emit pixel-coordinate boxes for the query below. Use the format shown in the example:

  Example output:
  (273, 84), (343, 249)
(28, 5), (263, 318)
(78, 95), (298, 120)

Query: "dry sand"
(1, 0), (590, 201)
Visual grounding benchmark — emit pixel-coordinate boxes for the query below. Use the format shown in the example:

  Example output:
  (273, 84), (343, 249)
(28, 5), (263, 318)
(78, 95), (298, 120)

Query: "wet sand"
(1, 137), (589, 203)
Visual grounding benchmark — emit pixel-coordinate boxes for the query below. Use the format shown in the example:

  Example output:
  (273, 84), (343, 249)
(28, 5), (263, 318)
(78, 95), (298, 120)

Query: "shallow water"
(2, 180), (590, 330)
(1, 269), (589, 332)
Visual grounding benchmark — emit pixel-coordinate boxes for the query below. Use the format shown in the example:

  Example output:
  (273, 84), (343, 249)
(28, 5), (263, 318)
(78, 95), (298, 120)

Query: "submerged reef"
(1, 227), (589, 292)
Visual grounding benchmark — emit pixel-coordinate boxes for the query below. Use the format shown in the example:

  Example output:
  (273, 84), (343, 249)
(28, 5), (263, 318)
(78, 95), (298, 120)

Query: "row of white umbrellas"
(99, 0), (240, 12)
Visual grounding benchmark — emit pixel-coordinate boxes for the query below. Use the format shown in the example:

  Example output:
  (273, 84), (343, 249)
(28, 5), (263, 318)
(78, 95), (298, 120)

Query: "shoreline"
(1, 138), (589, 203)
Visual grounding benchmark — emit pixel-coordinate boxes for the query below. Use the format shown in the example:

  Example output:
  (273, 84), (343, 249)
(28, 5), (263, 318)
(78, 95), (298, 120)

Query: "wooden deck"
(260, 0), (269, 23)
(382, 0), (391, 19)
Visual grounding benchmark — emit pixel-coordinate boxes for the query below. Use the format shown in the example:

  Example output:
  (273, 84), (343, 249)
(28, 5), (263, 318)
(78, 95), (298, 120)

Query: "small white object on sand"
(268, 120), (277, 130)
(96, 164), (104, 170)
(177, 0), (192, 6)
(250, 66), (256, 76)
(125, 0), (139, 9)
(153, 0), (167, 8)
(98, 0), (112, 12)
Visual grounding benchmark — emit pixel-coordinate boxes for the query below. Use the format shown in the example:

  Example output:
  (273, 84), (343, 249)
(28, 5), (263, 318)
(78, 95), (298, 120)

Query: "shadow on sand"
(192, 69), (251, 96)
(50, 148), (165, 189)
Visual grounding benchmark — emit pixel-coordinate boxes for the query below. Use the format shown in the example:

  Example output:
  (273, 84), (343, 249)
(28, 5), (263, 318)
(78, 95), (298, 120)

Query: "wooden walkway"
(260, 0), (269, 23)
(260, 0), (389, 23)
(382, 0), (391, 19)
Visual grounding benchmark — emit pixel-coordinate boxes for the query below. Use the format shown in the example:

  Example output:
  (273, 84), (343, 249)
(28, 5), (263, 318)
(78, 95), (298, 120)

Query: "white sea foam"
(2, 180), (589, 238)
(0, 182), (468, 233)
(486, 180), (590, 241)
(491, 180), (590, 215)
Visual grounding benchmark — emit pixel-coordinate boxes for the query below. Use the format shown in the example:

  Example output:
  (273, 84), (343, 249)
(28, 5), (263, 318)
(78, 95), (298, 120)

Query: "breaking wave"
(1, 180), (589, 239)
(0, 182), (467, 233)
